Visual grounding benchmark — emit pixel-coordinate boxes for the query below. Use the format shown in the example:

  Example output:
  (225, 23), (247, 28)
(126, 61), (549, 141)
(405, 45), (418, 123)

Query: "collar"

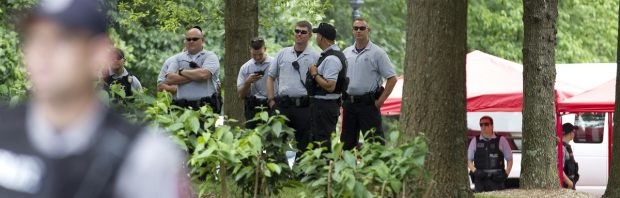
(480, 133), (497, 140)
(351, 40), (374, 53)
(109, 67), (129, 78)
(184, 50), (206, 58)
(251, 56), (272, 65)
(322, 44), (340, 53)
(27, 102), (106, 158)
(290, 46), (312, 56)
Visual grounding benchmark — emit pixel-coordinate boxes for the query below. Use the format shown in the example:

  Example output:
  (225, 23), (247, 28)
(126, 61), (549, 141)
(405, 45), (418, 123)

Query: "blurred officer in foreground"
(0, 0), (187, 197)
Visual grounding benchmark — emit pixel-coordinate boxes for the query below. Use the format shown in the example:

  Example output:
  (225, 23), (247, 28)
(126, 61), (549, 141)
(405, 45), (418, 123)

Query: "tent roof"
(558, 79), (616, 113)
(381, 51), (612, 115)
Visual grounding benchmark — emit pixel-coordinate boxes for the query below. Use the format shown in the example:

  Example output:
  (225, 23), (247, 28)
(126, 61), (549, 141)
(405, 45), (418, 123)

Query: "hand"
(268, 99), (276, 109)
(309, 64), (318, 75)
(245, 73), (262, 84)
(471, 168), (477, 173)
(566, 180), (574, 189)
(374, 99), (385, 109)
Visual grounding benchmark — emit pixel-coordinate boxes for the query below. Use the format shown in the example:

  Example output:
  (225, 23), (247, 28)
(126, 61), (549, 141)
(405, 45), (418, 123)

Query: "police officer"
(0, 0), (186, 197)
(165, 26), (221, 113)
(157, 55), (178, 95)
(467, 116), (513, 192)
(237, 37), (273, 128)
(307, 22), (346, 149)
(267, 21), (320, 152)
(341, 18), (398, 150)
(103, 48), (142, 102)
(562, 123), (580, 190)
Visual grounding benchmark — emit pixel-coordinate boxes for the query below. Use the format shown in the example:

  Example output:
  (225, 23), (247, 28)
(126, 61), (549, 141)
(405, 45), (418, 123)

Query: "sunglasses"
(479, 123), (492, 127)
(185, 37), (201, 42)
(294, 29), (309, 35)
(353, 26), (367, 31)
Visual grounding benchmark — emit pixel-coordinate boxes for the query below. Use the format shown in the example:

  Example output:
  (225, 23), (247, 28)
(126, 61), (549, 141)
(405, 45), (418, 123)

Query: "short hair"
(192, 25), (202, 33)
(480, 116), (493, 125)
(250, 37), (265, 50)
(295, 21), (312, 31)
(353, 17), (369, 26)
(114, 48), (125, 60)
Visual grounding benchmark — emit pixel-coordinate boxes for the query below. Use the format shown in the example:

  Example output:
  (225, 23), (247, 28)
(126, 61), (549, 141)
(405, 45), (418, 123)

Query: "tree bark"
(602, 3), (620, 197)
(402, 0), (471, 197)
(224, 0), (258, 125)
(520, 0), (560, 189)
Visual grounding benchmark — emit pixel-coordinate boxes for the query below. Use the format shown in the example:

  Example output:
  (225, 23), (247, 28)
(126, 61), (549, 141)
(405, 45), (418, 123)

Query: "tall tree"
(224, 0), (258, 124)
(603, 3), (620, 197)
(401, 0), (470, 197)
(520, 0), (560, 189)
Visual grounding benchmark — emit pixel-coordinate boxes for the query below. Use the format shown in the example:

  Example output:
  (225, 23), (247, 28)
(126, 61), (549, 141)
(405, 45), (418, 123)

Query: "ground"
(476, 189), (599, 198)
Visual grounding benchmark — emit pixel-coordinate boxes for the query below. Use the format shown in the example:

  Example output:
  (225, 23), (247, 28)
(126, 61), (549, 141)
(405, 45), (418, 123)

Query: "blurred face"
(22, 19), (110, 103)
(294, 26), (311, 45)
(184, 28), (203, 54)
(479, 118), (494, 134)
(250, 47), (266, 63)
(352, 20), (370, 41)
(110, 53), (124, 71)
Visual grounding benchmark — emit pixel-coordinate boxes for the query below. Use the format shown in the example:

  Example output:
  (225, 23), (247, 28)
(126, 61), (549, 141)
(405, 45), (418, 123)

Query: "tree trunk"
(602, 3), (620, 197)
(224, 0), (258, 125)
(401, 0), (471, 197)
(520, 0), (560, 189)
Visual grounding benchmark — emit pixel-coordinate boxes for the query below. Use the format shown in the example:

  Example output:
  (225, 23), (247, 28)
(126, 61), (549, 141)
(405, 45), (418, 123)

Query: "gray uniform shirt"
(314, 44), (343, 100)
(343, 41), (397, 95)
(166, 50), (220, 100)
(467, 133), (513, 161)
(268, 46), (320, 97)
(158, 56), (176, 85)
(237, 56), (274, 99)
(26, 104), (184, 198)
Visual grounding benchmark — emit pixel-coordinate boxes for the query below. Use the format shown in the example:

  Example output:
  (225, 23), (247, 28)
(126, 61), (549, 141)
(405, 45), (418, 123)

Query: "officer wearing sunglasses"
(267, 21), (320, 153)
(467, 116), (513, 192)
(165, 26), (222, 113)
(341, 18), (398, 151)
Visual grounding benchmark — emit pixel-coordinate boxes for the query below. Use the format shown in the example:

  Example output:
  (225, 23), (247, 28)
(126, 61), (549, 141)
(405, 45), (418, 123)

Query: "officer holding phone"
(237, 37), (274, 128)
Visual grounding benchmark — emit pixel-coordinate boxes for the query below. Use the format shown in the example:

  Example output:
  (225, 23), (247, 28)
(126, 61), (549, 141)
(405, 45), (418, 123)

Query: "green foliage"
(0, 26), (28, 105)
(295, 132), (430, 198)
(468, 0), (619, 63)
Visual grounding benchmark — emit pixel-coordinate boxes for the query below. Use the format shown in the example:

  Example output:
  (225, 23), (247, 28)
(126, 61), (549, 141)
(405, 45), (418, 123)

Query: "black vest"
(474, 135), (505, 170)
(306, 49), (349, 96)
(104, 74), (134, 100)
(563, 142), (580, 180)
(0, 105), (142, 198)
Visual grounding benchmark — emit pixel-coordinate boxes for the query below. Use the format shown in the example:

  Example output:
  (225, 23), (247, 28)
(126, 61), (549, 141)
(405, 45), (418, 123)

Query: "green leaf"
(272, 121), (282, 137)
(189, 116), (200, 133)
(266, 163), (282, 174)
(259, 111), (269, 121)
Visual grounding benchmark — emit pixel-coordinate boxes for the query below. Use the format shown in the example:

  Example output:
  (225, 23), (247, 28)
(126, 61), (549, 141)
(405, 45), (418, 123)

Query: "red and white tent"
(558, 79), (616, 113)
(381, 51), (616, 115)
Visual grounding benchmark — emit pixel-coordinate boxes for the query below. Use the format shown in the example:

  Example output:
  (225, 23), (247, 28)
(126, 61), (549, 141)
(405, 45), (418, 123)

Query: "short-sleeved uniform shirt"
(467, 133), (513, 161)
(236, 56), (274, 99)
(315, 44), (343, 100)
(343, 41), (397, 95)
(166, 50), (220, 100)
(158, 55), (176, 85)
(268, 46), (320, 97)
(108, 68), (142, 92)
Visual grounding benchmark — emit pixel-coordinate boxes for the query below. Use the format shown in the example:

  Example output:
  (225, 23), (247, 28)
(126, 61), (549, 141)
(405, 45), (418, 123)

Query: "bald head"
(184, 28), (204, 54)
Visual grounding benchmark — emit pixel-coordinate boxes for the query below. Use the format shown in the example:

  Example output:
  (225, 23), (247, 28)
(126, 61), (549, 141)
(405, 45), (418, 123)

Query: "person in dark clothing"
(467, 116), (513, 192)
(562, 123), (580, 190)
